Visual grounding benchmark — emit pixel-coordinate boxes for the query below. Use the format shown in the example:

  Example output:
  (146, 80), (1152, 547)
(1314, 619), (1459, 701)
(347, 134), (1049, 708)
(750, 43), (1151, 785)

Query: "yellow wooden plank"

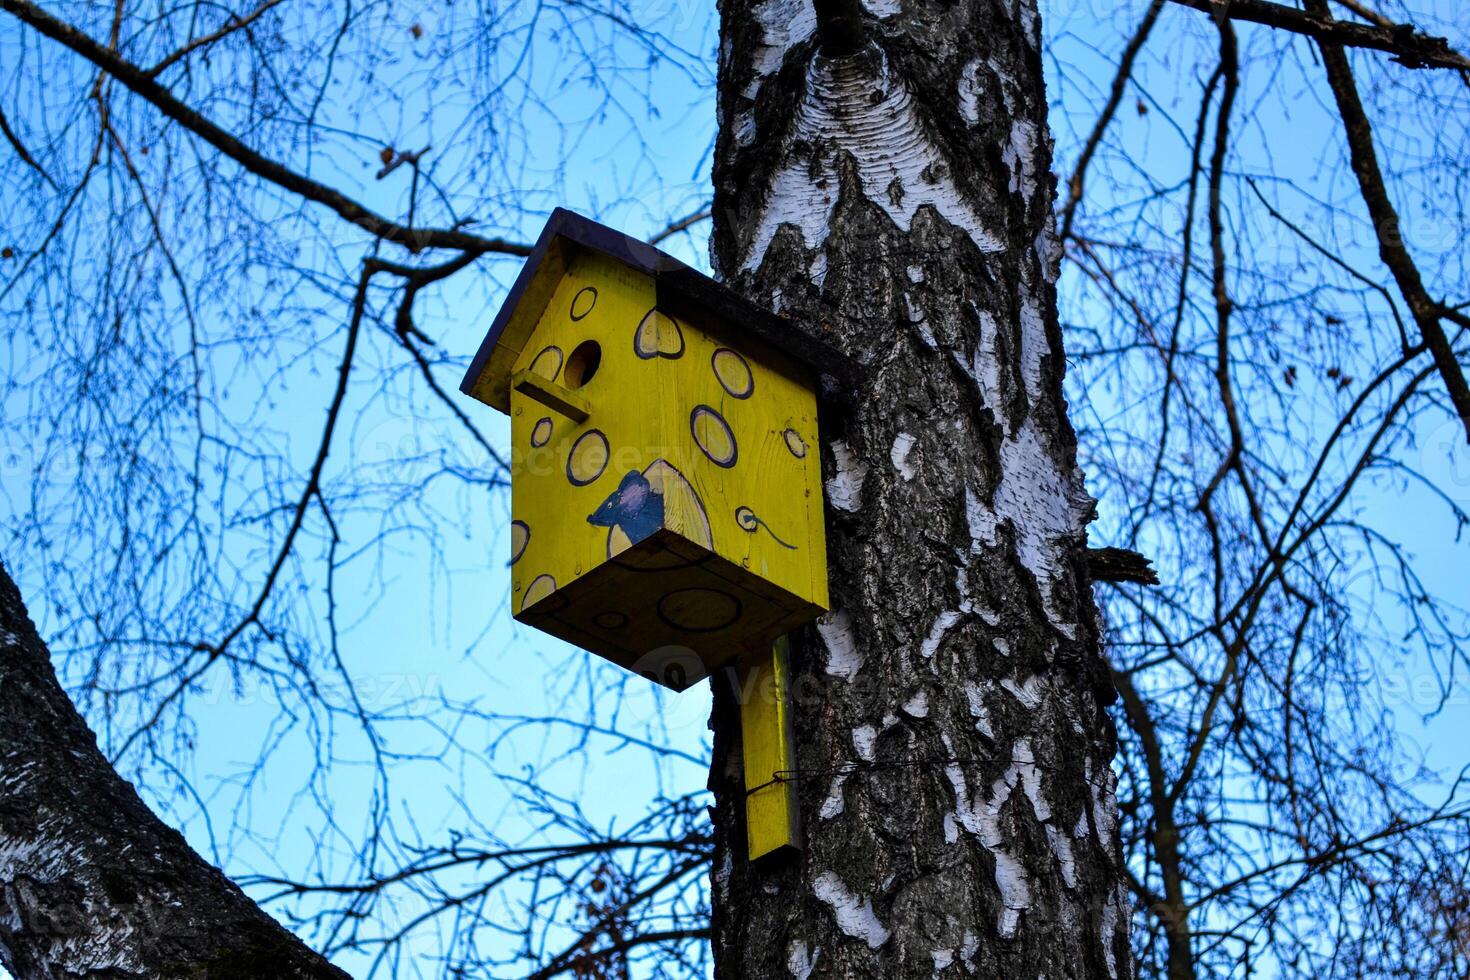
(741, 636), (799, 859)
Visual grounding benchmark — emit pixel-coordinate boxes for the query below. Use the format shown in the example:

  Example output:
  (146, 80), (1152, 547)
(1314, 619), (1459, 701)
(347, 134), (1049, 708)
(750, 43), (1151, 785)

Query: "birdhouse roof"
(460, 208), (852, 413)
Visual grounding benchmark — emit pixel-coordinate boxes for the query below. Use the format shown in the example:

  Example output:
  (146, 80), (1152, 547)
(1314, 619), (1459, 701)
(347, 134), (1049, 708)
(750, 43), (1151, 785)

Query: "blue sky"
(2, 0), (1468, 976)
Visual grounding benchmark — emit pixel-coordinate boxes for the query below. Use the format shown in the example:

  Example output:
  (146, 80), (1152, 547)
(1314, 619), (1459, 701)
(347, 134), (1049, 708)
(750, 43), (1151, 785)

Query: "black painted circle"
(656, 587), (742, 633)
(570, 286), (598, 321)
(593, 611), (629, 630)
(632, 645), (704, 692)
(521, 573), (557, 612)
(529, 345), (564, 382)
(510, 521), (530, 564)
(711, 348), (754, 399)
(783, 428), (807, 459)
(633, 308), (685, 360)
(566, 429), (610, 487)
(608, 549), (710, 572)
(690, 405), (738, 468)
(531, 417), (553, 448)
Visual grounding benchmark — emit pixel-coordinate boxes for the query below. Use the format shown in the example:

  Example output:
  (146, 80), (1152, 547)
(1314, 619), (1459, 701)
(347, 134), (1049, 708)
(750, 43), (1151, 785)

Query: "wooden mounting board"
(741, 636), (799, 860)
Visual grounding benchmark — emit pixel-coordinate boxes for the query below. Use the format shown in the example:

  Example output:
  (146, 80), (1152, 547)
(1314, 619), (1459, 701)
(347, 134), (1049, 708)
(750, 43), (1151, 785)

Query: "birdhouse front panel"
(504, 248), (828, 688)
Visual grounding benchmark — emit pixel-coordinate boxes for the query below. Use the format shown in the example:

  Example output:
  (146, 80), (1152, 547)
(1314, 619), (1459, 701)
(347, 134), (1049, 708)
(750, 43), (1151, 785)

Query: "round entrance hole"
(564, 340), (602, 388)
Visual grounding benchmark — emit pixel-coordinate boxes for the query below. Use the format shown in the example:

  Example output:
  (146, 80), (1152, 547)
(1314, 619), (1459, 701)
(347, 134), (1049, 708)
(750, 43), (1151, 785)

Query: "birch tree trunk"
(707, 1), (1133, 975)
(0, 562), (348, 980)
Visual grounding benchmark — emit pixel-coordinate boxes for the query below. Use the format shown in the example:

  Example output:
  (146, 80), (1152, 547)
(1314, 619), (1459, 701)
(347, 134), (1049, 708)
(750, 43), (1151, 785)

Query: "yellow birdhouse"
(461, 210), (844, 691)
(462, 209), (848, 860)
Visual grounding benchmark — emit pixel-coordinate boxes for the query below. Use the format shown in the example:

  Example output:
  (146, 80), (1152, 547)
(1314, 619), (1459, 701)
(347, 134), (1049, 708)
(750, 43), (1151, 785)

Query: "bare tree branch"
(1167, 0), (1470, 70)
(110, 259), (378, 762)
(0, 0), (533, 256)
(524, 929), (712, 980)
(1300, 0), (1470, 443)
(0, 563), (350, 979)
(648, 206), (711, 246)
(1061, 0), (1166, 243)
(0, 102), (56, 189)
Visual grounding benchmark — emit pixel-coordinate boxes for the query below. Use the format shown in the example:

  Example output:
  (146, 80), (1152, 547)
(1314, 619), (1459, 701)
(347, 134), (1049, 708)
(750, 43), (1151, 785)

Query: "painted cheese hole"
(712, 348), (753, 399)
(783, 427), (808, 459)
(690, 405), (737, 468)
(531, 417), (553, 448)
(634, 308), (685, 360)
(529, 345), (564, 381)
(570, 285), (598, 321)
(605, 458), (712, 560)
(657, 587), (742, 633)
(566, 429), (610, 486)
(646, 459), (713, 550)
(521, 573), (556, 611)
(609, 547), (703, 572)
(510, 520), (529, 565)
(564, 340), (602, 388)
(593, 611), (629, 630)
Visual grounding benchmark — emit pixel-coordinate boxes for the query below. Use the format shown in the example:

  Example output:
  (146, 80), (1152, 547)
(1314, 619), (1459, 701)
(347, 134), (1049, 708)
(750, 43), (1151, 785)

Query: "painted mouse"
(587, 470), (665, 547)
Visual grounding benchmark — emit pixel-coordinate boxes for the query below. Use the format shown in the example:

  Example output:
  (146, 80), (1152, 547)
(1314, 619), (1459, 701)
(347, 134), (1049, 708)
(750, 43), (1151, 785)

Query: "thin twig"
(648, 206), (711, 246)
(0, 102), (57, 188)
(145, 0), (286, 77)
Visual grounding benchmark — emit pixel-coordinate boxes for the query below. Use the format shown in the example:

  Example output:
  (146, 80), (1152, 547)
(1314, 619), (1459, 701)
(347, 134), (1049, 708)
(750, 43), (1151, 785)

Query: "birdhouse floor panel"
(515, 529), (821, 691)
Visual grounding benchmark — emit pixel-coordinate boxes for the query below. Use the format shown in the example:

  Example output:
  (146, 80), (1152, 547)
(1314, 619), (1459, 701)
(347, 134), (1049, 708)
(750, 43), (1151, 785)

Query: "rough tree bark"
(0, 562), (349, 980)
(707, 0), (1132, 976)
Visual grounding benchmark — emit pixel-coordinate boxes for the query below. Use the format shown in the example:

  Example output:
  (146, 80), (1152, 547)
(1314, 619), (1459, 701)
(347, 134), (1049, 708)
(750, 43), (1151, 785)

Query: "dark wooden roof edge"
(459, 207), (856, 399)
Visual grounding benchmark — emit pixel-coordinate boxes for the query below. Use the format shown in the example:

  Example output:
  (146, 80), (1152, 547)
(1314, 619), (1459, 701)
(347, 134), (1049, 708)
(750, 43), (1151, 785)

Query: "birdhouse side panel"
(650, 310), (829, 615)
(509, 252), (668, 614)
